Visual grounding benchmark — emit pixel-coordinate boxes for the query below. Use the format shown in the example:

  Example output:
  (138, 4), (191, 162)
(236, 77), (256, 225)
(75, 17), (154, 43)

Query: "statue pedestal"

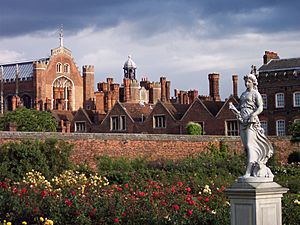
(225, 180), (288, 225)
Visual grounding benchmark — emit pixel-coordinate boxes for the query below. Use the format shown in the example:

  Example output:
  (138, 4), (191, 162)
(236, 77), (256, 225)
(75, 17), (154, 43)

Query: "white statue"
(229, 73), (274, 180)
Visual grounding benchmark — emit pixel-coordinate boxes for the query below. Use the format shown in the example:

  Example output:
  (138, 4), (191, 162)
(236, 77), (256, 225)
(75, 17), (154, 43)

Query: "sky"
(1, 0), (300, 99)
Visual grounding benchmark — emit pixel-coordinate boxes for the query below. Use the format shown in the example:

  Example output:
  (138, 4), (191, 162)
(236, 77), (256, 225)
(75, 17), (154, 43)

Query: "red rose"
(172, 204), (180, 210)
(187, 210), (193, 216)
(114, 218), (119, 223)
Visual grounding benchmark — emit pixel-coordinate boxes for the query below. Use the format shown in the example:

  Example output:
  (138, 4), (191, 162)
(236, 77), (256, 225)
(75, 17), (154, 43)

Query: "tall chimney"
(82, 65), (95, 109)
(232, 75), (238, 97)
(95, 92), (105, 114)
(166, 80), (171, 102)
(208, 73), (221, 101)
(123, 78), (131, 102)
(160, 77), (166, 102)
(263, 51), (279, 64)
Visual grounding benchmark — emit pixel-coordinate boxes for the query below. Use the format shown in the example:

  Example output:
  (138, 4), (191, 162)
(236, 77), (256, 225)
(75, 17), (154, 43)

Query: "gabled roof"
(163, 102), (190, 120)
(100, 101), (135, 126)
(51, 110), (75, 122)
(180, 97), (214, 120)
(0, 58), (49, 80)
(202, 100), (224, 116)
(121, 102), (153, 122)
(259, 57), (300, 72)
(73, 108), (93, 124)
(215, 95), (239, 117)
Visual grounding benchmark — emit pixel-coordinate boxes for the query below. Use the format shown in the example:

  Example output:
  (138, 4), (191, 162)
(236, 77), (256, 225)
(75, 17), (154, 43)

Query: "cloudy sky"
(1, 0), (300, 99)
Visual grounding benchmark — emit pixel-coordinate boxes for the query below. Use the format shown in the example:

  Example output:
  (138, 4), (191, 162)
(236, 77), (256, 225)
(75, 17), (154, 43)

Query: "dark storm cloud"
(0, 0), (299, 38)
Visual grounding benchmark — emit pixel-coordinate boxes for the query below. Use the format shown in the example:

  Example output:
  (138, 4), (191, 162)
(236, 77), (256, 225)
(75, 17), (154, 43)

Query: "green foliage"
(289, 120), (300, 142)
(0, 138), (74, 181)
(288, 151), (300, 164)
(0, 108), (57, 132)
(185, 122), (202, 135)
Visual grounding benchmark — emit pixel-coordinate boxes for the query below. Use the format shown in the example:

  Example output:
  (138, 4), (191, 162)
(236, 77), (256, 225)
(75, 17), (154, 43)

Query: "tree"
(289, 120), (300, 142)
(185, 122), (202, 135)
(0, 108), (57, 132)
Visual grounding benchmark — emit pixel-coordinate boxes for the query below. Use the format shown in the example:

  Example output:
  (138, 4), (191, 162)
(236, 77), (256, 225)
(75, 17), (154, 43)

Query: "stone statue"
(229, 73), (274, 181)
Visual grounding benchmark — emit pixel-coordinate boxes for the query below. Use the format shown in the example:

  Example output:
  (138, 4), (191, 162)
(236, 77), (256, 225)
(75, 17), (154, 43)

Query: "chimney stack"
(208, 73), (221, 101)
(123, 78), (131, 102)
(263, 51), (279, 64)
(166, 80), (171, 102)
(160, 77), (167, 102)
(232, 75), (238, 98)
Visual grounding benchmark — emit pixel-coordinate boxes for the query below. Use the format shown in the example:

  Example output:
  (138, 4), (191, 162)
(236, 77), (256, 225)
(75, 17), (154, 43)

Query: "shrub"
(186, 122), (202, 135)
(0, 139), (74, 181)
(0, 108), (57, 132)
(288, 151), (300, 164)
(289, 120), (300, 142)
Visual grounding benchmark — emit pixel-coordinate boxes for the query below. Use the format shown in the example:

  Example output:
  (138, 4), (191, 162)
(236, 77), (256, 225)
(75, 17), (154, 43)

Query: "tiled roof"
(0, 58), (49, 80)
(202, 100), (224, 116)
(259, 58), (300, 72)
(164, 103), (190, 120)
(121, 102), (153, 122)
(51, 110), (75, 122)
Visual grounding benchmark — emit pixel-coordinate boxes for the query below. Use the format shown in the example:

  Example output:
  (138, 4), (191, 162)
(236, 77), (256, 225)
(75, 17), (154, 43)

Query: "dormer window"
(64, 63), (70, 73)
(56, 63), (62, 73)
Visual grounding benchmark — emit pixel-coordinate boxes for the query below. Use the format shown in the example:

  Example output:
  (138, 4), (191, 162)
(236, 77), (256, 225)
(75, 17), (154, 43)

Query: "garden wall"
(0, 132), (298, 169)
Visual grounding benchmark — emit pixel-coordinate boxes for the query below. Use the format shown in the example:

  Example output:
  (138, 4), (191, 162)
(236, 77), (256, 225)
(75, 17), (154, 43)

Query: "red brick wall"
(0, 132), (298, 169)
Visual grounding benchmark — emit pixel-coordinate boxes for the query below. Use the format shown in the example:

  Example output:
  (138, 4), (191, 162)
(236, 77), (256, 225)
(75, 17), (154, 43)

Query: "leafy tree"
(288, 120), (300, 142)
(0, 138), (74, 181)
(0, 108), (57, 132)
(185, 122), (202, 135)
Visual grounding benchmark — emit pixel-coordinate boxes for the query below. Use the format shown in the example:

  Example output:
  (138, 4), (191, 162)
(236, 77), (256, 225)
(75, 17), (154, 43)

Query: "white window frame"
(261, 94), (267, 109)
(110, 115), (126, 131)
(153, 115), (166, 128)
(293, 92), (300, 107)
(275, 93), (284, 108)
(225, 120), (239, 136)
(276, 120), (285, 136)
(74, 121), (86, 132)
(260, 121), (268, 135)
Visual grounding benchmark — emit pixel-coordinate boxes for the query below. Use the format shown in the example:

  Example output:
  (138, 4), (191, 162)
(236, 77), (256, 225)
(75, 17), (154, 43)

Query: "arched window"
(64, 63), (70, 73)
(56, 63), (62, 73)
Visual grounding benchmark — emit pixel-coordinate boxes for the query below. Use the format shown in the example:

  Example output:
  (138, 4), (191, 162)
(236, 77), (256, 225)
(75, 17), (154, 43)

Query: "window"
(293, 92), (300, 107)
(276, 120), (285, 136)
(110, 115), (126, 131)
(226, 120), (239, 136)
(275, 93), (284, 108)
(153, 115), (166, 128)
(64, 63), (70, 73)
(56, 63), (62, 73)
(75, 122), (86, 132)
(261, 94), (267, 109)
(260, 121), (268, 135)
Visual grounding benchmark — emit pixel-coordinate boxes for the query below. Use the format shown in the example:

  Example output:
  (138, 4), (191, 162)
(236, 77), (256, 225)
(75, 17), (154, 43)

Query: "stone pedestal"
(225, 180), (288, 225)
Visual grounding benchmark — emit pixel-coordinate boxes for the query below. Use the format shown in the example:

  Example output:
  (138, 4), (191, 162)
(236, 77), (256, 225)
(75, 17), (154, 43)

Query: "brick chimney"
(123, 78), (131, 102)
(188, 90), (198, 103)
(82, 65), (95, 109)
(160, 77), (167, 102)
(166, 81), (171, 102)
(107, 78), (114, 91)
(107, 92), (112, 111)
(208, 73), (221, 101)
(95, 92), (105, 114)
(232, 75), (238, 97)
(263, 51), (280, 64)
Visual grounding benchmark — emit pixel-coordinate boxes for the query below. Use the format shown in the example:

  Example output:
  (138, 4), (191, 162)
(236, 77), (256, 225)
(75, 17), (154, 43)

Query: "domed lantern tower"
(123, 55), (137, 80)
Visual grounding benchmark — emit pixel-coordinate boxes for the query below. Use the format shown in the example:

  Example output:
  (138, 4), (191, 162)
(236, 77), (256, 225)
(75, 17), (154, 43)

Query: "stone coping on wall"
(0, 131), (292, 143)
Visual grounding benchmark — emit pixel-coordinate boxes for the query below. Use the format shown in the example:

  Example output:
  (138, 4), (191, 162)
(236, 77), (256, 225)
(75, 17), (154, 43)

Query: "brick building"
(0, 34), (242, 135)
(0, 34), (94, 115)
(258, 51), (300, 136)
